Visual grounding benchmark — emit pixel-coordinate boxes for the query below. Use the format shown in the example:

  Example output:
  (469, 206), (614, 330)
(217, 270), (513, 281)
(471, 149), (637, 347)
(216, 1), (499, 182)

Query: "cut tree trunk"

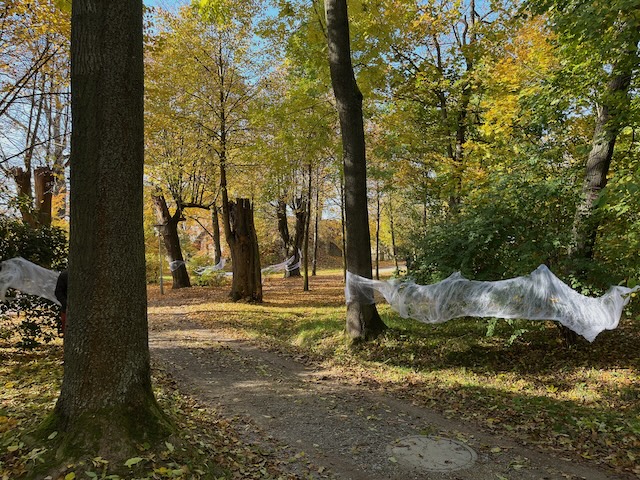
(34, 166), (54, 227)
(228, 198), (262, 302)
(11, 167), (36, 226)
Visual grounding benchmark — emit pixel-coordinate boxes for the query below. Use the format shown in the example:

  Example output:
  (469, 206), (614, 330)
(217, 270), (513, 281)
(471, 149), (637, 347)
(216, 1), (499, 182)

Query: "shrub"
(0, 218), (68, 349)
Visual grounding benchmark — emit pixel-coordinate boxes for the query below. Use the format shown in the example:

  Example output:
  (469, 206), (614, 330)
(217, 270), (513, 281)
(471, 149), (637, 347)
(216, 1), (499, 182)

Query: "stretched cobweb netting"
(261, 252), (300, 275)
(195, 258), (226, 275)
(0, 257), (61, 306)
(346, 265), (638, 342)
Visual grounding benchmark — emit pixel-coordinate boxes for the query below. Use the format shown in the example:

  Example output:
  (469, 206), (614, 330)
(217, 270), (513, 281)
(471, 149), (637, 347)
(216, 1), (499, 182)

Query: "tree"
(0, 1), (71, 225)
(49, 0), (169, 460)
(227, 198), (262, 301)
(325, 0), (386, 340)
(152, 193), (191, 288)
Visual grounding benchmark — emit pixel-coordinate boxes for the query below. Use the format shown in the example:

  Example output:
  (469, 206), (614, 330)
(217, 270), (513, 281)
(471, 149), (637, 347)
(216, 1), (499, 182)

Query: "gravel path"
(148, 316), (626, 480)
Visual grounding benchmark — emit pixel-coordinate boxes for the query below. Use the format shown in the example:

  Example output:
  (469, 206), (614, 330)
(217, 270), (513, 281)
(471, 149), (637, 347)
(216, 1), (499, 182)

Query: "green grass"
(3, 271), (639, 477)
(199, 282), (640, 476)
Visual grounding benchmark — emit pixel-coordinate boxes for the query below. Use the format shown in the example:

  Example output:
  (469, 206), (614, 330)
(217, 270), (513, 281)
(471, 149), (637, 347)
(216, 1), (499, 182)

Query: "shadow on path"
(149, 318), (626, 480)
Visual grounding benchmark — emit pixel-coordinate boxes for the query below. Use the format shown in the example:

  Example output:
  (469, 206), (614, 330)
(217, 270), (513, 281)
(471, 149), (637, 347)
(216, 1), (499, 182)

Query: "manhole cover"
(387, 435), (477, 472)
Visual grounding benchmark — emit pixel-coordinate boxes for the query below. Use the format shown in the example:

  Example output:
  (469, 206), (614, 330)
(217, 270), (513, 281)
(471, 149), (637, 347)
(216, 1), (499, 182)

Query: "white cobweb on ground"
(0, 257), (62, 306)
(346, 265), (639, 342)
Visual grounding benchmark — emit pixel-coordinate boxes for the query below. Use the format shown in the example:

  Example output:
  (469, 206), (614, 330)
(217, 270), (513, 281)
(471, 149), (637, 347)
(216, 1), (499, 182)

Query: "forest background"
(2, 0), (639, 295)
(1, 0), (640, 478)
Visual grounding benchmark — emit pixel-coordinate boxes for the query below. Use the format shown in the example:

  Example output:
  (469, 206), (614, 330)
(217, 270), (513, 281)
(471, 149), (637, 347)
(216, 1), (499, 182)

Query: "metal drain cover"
(387, 435), (477, 472)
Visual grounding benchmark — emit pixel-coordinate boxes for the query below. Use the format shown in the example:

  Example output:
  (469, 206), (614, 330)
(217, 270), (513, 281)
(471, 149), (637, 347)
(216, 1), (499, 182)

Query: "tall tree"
(325, 0), (386, 340)
(0, 1), (71, 224)
(50, 0), (169, 458)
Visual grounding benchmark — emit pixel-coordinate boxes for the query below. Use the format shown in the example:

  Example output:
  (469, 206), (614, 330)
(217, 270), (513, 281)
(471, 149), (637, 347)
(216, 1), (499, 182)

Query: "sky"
(144, 0), (189, 10)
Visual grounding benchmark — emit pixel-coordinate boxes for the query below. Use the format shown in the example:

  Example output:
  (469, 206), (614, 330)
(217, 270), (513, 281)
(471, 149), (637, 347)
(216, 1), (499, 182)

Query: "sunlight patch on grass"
(146, 271), (640, 475)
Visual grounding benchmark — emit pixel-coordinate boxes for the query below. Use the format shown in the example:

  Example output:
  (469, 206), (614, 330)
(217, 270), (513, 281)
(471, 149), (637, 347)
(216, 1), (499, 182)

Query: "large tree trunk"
(52, 0), (169, 460)
(228, 198), (262, 302)
(339, 173), (347, 281)
(152, 194), (191, 289)
(325, 0), (386, 341)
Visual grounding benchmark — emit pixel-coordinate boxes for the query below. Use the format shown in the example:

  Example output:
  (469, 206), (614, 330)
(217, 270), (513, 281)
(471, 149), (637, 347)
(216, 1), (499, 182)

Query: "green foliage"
(409, 168), (576, 283)
(0, 218), (68, 270)
(0, 218), (68, 349)
(189, 256), (228, 287)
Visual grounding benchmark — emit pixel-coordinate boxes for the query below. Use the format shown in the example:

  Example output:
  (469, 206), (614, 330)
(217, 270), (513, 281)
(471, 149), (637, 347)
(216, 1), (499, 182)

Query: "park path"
(147, 311), (626, 480)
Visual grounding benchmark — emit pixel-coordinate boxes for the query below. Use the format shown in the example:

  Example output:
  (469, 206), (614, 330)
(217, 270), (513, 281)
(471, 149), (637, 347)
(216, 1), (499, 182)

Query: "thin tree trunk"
(34, 166), (54, 226)
(312, 165), (321, 276)
(388, 198), (399, 272)
(276, 198), (290, 260)
(303, 162), (312, 291)
(375, 181), (380, 280)
(211, 203), (222, 265)
(152, 194), (191, 289)
(325, 0), (386, 340)
(569, 71), (633, 261)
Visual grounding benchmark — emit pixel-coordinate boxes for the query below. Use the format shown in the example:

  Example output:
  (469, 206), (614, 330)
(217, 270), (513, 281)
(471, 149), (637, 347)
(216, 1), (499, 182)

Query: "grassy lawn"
(156, 270), (640, 477)
(1, 268), (639, 478)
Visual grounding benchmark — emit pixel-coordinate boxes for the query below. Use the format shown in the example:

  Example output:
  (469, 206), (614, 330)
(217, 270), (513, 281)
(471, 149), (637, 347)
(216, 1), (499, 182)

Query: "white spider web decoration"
(346, 265), (638, 342)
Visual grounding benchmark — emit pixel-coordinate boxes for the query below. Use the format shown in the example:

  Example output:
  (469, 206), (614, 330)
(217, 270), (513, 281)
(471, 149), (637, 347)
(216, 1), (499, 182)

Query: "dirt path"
(148, 312), (625, 480)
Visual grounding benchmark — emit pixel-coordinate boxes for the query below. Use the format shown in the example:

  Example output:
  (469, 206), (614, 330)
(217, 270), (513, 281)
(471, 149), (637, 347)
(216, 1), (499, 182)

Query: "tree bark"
(285, 197), (306, 277)
(211, 203), (222, 265)
(53, 0), (169, 458)
(228, 198), (262, 302)
(34, 166), (54, 227)
(569, 71), (633, 261)
(325, 0), (386, 340)
(152, 194), (191, 289)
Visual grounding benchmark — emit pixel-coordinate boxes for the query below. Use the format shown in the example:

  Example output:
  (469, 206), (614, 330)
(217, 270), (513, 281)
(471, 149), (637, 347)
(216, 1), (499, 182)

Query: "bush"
(0, 218), (68, 349)
(192, 268), (227, 287)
